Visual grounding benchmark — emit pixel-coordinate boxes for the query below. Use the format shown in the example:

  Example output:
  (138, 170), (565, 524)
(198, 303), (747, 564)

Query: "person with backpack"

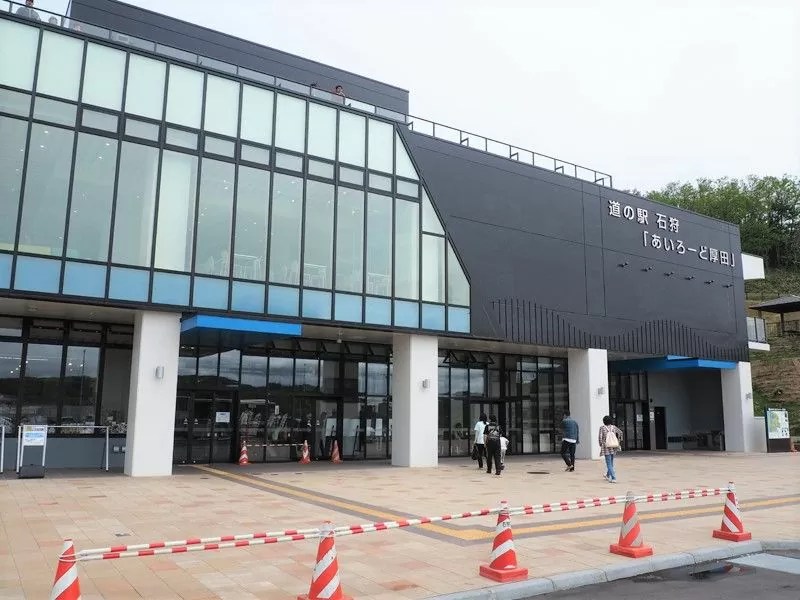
(598, 415), (623, 483)
(484, 415), (503, 476)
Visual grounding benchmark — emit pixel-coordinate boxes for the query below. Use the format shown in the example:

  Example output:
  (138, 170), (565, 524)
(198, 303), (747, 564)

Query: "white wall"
(568, 348), (608, 460)
(124, 311), (181, 476)
(391, 334), (438, 467)
(721, 362), (756, 452)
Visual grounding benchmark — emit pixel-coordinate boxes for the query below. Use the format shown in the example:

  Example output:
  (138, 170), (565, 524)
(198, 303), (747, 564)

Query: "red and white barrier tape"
(75, 526), (321, 558)
(73, 485), (732, 561)
(636, 486), (728, 504)
(78, 532), (319, 562)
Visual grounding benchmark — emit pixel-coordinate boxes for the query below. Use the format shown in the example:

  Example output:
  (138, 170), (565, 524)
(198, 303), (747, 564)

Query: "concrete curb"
(429, 540), (798, 599)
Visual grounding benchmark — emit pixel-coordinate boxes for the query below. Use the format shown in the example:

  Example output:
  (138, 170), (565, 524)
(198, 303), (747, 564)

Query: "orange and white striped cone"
(610, 491), (653, 558)
(479, 500), (528, 582)
(238, 442), (249, 466)
(299, 440), (311, 465)
(330, 440), (343, 464)
(50, 539), (81, 600)
(713, 482), (752, 542)
(297, 522), (352, 600)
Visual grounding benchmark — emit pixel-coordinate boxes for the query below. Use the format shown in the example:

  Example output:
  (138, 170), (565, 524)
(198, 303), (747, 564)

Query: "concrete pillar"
(124, 311), (181, 476)
(721, 362), (755, 452)
(568, 348), (609, 460)
(391, 334), (438, 467)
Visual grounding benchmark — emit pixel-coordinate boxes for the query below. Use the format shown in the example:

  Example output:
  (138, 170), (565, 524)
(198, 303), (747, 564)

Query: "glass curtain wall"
(0, 316), (133, 434)
(0, 17), (470, 332)
(438, 352), (569, 457)
(180, 339), (392, 462)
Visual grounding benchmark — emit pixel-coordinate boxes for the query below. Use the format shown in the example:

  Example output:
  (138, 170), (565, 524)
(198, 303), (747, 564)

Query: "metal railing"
(2, 0), (613, 188)
(746, 317), (768, 344)
(766, 319), (800, 338)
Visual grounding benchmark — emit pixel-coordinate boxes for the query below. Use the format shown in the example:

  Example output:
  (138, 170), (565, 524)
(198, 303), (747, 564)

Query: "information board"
(764, 407), (792, 453)
(766, 408), (790, 439)
(22, 425), (47, 447)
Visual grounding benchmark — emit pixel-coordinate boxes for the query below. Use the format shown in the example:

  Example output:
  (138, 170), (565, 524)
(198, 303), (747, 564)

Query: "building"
(0, 0), (769, 476)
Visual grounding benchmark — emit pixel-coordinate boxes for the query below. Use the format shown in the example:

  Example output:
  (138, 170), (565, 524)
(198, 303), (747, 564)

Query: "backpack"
(486, 423), (501, 441)
(605, 427), (620, 449)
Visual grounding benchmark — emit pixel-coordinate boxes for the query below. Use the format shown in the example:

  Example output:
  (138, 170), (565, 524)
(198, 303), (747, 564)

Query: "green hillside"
(746, 270), (800, 436)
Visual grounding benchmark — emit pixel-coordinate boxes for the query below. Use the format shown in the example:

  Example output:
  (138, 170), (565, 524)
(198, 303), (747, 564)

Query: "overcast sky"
(44, 0), (800, 191)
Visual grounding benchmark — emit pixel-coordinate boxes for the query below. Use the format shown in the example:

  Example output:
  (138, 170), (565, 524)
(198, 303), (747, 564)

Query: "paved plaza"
(0, 452), (798, 599)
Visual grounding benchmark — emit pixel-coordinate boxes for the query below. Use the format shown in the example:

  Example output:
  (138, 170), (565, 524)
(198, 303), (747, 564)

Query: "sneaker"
(564, 466), (572, 472)
(568, 466), (575, 472)
(610, 479), (618, 484)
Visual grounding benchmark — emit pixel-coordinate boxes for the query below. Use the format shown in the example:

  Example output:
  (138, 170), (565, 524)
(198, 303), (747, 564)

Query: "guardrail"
(2, 0), (613, 188)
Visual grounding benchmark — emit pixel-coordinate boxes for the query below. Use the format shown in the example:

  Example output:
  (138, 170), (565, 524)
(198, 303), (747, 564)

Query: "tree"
(648, 176), (800, 270)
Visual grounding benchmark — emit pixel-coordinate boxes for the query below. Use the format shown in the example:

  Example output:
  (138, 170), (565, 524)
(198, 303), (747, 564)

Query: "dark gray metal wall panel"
(584, 245), (605, 317)
(69, 0), (409, 113)
(402, 130), (748, 361)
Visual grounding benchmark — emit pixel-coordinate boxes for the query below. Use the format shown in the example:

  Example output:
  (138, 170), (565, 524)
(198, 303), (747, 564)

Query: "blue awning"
(180, 315), (301, 347)
(610, 357), (738, 373)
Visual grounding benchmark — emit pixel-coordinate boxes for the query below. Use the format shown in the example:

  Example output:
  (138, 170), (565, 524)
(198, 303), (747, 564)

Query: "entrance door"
(654, 407), (667, 450)
(173, 391), (237, 464)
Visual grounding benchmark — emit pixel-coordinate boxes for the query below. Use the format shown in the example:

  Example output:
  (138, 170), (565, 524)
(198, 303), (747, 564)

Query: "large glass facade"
(0, 316), (133, 434)
(0, 18), (469, 332)
(438, 351), (569, 457)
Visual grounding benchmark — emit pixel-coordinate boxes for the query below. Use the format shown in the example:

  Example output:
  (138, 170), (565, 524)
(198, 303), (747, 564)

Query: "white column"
(568, 348), (609, 460)
(391, 334), (438, 467)
(124, 311), (181, 476)
(721, 362), (755, 452)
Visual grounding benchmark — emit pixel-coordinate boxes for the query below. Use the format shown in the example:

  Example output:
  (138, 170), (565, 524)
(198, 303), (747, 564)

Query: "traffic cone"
(299, 440), (311, 465)
(298, 522), (352, 600)
(479, 500), (528, 582)
(713, 482), (752, 542)
(238, 442), (249, 466)
(610, 491), (653, 558)
(50, 539), (81, 600)
(330, 440), (343, 464)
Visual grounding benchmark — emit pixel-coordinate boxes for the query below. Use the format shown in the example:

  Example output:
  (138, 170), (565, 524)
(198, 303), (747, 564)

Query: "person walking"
(598, 415), (623, 483)
(561, 410), (579, 472)
(472, 413), (487, 470)
(484, 415), (502, 476)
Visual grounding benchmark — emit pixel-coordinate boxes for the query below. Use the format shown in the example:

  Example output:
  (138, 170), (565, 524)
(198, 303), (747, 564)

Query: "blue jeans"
(604, 453), (617, 481)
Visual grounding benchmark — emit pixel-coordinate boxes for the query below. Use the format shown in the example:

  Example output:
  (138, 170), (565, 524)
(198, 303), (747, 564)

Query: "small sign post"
(17, 424), (48, 477)
(764, 408), (791, 453)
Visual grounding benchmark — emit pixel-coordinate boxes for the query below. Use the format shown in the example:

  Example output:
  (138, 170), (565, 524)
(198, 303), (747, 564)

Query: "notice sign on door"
(215, 411), (231, 424)
(22, 425), (47, 447)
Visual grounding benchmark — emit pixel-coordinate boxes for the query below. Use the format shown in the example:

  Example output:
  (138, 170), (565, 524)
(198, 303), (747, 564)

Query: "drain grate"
(527, 471), (550, 475)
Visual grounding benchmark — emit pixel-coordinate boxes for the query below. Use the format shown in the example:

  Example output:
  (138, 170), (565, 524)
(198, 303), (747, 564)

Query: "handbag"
(605, 428), (620, 450)
(471, 444), (479, 460)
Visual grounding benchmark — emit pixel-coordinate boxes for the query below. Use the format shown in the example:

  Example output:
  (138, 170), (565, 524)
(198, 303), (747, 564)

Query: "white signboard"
(215, 411), (230, 424)
(636, 413), (644, 423)
(22, 425), (47, 447)
(766, 408), (790, 440)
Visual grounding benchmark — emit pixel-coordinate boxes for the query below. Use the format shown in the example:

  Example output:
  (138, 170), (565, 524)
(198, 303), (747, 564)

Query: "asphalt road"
(535, 552), (800, 600)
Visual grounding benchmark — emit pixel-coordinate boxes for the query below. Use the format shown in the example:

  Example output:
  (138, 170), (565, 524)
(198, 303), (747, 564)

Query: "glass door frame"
(173, 389), (237, 464)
